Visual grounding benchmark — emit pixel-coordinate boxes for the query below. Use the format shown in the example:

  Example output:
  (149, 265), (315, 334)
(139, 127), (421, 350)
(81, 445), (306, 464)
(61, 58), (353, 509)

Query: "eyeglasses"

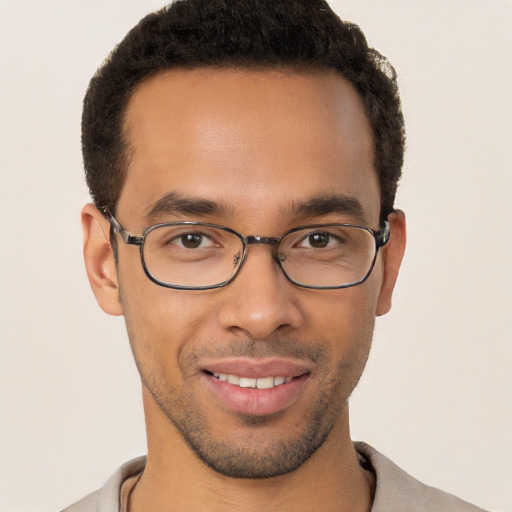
(108, 215), (389, 290)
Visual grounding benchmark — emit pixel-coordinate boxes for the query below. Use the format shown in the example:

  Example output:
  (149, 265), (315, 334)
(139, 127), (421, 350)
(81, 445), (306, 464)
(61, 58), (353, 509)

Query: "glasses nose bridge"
(235, 235), (285, 282)
(238, 235), (284, 270)
(244, 235), (280, 247)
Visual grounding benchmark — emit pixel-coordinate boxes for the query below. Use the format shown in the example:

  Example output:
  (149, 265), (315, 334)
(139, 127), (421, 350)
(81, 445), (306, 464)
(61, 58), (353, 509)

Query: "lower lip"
(204, 373), (309, 416)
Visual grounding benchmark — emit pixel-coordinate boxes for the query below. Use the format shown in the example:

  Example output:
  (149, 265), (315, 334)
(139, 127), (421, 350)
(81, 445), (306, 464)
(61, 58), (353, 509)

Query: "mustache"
(183, 335), (329, 366)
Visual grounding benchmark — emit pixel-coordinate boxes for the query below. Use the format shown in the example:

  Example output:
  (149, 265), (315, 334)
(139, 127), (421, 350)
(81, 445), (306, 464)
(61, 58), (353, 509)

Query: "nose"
(217, 244), (304, 339)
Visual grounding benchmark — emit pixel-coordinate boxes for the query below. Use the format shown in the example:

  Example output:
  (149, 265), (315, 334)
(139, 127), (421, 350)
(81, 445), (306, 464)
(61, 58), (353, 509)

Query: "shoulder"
(60, 490), (99, 512)
(60, 456), (147, 512)
(354, 442), (489, 512)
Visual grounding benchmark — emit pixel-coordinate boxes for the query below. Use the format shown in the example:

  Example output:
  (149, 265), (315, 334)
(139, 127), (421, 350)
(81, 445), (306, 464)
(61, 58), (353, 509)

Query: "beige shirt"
(61, 442), (489, 512)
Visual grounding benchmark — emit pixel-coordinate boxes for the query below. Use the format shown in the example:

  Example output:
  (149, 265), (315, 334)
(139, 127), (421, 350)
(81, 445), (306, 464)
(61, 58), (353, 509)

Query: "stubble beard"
(150, 362), (349, 478)
(134, 335), (372, 480)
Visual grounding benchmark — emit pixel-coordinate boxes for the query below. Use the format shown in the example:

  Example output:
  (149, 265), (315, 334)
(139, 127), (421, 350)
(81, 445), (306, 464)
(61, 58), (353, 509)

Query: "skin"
(82, 68), (406, 511)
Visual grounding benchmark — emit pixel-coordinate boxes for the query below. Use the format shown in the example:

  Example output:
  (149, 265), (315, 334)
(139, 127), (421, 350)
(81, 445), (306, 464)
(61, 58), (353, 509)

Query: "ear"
(376, 209), (406, 316)
(82, 203), (123, 316)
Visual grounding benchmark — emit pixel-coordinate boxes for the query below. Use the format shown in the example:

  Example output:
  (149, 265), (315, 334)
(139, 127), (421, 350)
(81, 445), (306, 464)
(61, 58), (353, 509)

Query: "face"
(84, 68), (405, 479)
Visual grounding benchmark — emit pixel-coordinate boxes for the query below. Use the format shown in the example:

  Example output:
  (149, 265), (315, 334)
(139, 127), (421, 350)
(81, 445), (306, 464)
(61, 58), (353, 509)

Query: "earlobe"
(376, 209), (406, 316)
(82, 203), (123, 316)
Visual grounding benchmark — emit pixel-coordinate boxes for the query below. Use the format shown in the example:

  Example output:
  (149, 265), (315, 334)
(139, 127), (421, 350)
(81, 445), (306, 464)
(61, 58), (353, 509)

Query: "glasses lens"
(279, 225), (377, 288)
(142, 224), (244, 288)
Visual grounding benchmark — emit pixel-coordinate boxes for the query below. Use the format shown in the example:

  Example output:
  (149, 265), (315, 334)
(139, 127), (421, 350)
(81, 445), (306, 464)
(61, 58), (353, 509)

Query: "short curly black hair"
(82, 0), (405, 221)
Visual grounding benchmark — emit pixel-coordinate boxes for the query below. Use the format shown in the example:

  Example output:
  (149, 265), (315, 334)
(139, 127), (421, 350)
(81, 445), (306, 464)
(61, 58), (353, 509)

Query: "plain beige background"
(0, 1), (510, 511)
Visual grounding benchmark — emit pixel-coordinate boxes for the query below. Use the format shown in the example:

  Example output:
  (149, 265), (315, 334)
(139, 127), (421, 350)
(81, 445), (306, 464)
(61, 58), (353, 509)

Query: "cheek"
(305, 275), (381, 329)
(118, 264), (219, 367)
(302, 282), (379, 364)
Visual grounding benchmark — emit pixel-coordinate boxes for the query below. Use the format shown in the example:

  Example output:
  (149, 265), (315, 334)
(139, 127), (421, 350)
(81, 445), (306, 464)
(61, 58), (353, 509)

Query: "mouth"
(205, 371), (294, 389)
(201, 359), (311, 416)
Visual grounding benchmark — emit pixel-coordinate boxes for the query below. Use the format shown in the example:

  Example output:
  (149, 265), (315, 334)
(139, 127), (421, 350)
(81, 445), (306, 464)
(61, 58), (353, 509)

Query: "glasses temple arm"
(378, 221), (390, 246)
(106, 213), (142, 245)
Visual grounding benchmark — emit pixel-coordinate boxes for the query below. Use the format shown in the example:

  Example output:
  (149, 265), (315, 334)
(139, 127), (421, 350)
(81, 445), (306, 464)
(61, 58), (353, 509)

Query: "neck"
(130, 389), (374, 512)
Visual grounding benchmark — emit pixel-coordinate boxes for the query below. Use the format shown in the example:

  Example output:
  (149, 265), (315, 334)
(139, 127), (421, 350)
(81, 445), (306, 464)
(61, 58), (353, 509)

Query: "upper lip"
(202, 357), (312, 379)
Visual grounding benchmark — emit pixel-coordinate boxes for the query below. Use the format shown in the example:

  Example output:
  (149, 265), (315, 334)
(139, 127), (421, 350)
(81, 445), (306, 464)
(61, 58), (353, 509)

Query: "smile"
(201, 358), (311, 415)
(211, 372), (293, 389)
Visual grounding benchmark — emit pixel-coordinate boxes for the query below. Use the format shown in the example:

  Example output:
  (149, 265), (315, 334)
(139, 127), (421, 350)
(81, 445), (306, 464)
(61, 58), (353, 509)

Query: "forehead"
(119, 67), (380, 226)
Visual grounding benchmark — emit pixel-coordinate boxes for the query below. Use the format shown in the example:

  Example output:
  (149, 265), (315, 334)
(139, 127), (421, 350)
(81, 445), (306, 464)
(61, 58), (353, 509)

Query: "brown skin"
(82, 68), (406, 511)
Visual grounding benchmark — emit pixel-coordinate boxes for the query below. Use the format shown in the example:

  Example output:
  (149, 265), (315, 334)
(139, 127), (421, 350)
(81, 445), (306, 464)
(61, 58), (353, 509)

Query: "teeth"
(211, 373), (292, 389)
(256, 376), (274, 389)
(227, 374), (240, 385)
(239, 377), (257, 388)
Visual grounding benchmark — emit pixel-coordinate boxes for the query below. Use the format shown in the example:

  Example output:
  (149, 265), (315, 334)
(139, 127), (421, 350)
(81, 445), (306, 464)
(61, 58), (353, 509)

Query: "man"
(64, 0), (487, 510)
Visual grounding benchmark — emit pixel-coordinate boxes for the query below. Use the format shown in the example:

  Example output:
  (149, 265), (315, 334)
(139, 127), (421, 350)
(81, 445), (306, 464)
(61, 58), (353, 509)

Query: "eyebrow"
(144, 191), (232, 221)
(282, 194), (368, 223)
(144, 191), (369, 225)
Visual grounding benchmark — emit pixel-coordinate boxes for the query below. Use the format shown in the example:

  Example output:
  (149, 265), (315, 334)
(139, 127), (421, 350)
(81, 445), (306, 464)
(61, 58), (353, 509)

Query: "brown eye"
(307, 232), (331, 248)
(180, 233), (204, 249)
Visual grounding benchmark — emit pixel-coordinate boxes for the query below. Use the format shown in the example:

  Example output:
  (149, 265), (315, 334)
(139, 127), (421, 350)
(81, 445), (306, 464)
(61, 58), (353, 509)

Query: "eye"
(171, 231), (216, 249)
(298, 231), (339, 249)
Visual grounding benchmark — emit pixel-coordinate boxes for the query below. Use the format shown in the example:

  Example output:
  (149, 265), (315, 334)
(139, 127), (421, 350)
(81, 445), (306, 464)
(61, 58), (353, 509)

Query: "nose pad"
(217, 245), (303, 338)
